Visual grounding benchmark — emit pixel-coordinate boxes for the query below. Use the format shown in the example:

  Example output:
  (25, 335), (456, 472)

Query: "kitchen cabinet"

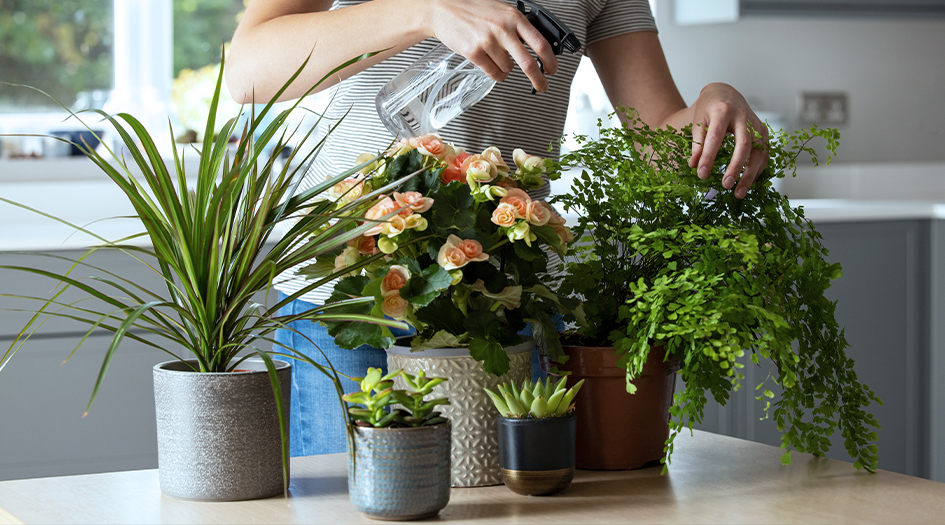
(690, 218), (945, 482)
(0, 248), (280, 482)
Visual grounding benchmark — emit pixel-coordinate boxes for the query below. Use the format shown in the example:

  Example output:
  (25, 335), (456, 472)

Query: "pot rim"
(154, 358), (291, 375)
(497, 413), (577, 425)
(386, 336), (533, 358)
(353, 421), (452, 434)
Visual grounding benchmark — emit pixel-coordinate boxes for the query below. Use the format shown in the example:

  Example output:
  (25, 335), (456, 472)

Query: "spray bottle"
(375, 0), (580, 138)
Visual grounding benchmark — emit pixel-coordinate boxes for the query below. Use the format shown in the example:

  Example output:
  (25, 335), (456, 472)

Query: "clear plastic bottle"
(375, 45), (496, 138)
(375, 0), (579, 138)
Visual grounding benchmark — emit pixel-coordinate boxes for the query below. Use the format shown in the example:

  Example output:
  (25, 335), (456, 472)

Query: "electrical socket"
(798, 92), (848, 125)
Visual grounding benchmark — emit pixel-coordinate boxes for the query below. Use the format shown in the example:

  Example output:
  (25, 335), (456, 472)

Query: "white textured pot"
(386, 339), (531, 487)
(153, 359), (290, 501)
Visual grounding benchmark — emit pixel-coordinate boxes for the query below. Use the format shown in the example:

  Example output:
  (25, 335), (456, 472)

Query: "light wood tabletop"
(1, 429), (942, 525)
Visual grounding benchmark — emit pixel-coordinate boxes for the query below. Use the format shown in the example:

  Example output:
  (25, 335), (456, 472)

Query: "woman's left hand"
(687, 83), (769, 199)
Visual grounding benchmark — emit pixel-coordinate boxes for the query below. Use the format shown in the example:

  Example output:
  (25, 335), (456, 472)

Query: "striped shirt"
(275, 0), (657, 304)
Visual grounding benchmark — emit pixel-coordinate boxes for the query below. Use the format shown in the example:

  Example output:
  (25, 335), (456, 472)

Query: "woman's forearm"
(225, 0), (432, 103)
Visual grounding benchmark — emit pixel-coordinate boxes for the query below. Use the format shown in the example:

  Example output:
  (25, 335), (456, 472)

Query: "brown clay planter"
(539, 345), (677, 470)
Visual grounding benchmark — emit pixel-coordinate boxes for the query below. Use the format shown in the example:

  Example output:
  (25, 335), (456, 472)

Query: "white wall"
(654, 0), (945, 163)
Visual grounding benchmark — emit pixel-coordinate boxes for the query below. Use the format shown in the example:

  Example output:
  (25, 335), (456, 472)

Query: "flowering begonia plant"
(300, 134), (582, 375)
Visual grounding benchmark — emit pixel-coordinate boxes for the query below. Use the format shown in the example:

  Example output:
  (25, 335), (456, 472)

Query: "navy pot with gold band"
(496, 414), (576, 496)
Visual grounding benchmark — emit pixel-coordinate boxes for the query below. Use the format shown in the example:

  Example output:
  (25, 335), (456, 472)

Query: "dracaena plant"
(553, 108), (881, 472)
(344, 367), (450, 428)
(302, 136), (584, 376)
(0, 51), (409, 493)
(485, 376), (584, 419)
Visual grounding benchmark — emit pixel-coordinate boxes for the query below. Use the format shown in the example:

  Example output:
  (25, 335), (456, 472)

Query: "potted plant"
(484, 376), (583, 496)
(0, 54), (409, 500)
(344, 367), (451, 521)
(546, 109), (881, 472)
(305, 136), (581, 486)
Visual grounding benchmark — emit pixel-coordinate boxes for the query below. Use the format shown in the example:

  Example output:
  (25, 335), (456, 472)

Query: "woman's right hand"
(423, 0), (558, 92)
(227, 0), (556, 103)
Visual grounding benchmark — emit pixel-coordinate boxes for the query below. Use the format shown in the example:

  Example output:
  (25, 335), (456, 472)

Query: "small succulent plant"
(343, 367), (450, 428)
(484, 376), (584, 418)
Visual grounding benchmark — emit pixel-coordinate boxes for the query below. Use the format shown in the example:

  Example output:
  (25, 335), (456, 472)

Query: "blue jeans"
(274, 293), (414, 457)
(275, 293), (561, 456)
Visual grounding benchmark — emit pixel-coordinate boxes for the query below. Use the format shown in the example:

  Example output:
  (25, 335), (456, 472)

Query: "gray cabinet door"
(687, 220), (930, 478)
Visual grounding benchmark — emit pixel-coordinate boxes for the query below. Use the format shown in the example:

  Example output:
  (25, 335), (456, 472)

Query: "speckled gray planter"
(153, 359), (291, 501)
(348, 423), (452, 521)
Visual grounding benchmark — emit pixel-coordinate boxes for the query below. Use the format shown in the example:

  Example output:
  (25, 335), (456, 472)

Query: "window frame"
(0, 0), (172, 141)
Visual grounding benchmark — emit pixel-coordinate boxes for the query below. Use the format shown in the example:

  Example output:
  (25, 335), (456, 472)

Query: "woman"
(225, 0), (768, 456)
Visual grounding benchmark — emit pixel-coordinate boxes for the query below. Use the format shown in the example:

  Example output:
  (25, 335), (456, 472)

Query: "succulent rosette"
(300, 134), (582, 375)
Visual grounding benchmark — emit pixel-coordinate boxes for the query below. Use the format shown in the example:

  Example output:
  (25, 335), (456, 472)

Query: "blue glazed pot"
(348, 422), (452, 520)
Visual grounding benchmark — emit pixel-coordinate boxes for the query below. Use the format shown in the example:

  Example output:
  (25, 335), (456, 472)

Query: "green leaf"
(415, 294), (467, 335)
(469, 337), (510, 377)
(431, 182), (475, 233)
(411, 330), (467, 352)
(465, 309), (510, 375)
(400, 264), (452, 307)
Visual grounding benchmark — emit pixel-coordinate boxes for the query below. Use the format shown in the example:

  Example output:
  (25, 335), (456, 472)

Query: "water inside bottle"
(376, 58), (495, 138)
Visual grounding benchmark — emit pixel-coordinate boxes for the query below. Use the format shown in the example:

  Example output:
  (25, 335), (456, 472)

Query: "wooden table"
(1, 430), (943, 524)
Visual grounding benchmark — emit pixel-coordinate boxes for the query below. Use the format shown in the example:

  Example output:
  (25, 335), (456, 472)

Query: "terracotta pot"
(539, 345), (676, 470)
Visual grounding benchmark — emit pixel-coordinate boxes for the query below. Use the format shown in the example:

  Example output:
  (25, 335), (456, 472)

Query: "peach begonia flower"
(512, 149), (545, 173)
(416, 134), (452, 160)
(378, 236), (398, 254)
(540, 201), (567, 227)
(552, 223), (575, 253)
(393, 191), (434, 215)
(504, 188), (531, 202)
(525, 200), (550, 226)
(491, 203), (518, 228)
(499, 189), (529, 218)
(461, 154), (498, 184)
(334, 246), (361, 276)
(404, 214), (428, 231)
(387, 137), (418, 157)
(380, 265), (410, 297)
(381, 215), (407, 237)
(354, 153), (379, 175)
(508, 221), (537, 247)
(437, 234), (488, 270)
(362, 196), (398, 236)
(328, 177), (370, 205)
(442, 152), (471, 185)
(481, 147), (510, 176)
(459, 239), (486, 261)
(381, 292), (409, 320)
(347, 235), (377, 256)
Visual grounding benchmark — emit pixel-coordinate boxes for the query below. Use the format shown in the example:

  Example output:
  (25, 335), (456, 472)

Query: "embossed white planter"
(386, 339), (531, 487)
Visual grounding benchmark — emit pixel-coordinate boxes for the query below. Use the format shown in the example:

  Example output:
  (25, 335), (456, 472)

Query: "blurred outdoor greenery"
(0, 0), (245, 113)
(0, 0), (113, 111)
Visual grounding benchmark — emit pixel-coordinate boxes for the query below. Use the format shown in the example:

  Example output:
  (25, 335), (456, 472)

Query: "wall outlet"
(798, 92), (848, 125)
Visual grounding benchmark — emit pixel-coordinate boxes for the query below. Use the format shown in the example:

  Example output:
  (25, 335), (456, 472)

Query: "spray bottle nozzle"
(516, 0), (581, 94)
(516, 0), (581, 55)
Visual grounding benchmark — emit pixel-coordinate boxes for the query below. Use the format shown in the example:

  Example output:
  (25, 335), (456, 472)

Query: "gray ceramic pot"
(153, 359), (291, 501)
(348, 422), (452, 521)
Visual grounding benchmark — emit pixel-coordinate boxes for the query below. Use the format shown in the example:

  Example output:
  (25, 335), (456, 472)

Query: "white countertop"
(4, 158), (945, 252)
